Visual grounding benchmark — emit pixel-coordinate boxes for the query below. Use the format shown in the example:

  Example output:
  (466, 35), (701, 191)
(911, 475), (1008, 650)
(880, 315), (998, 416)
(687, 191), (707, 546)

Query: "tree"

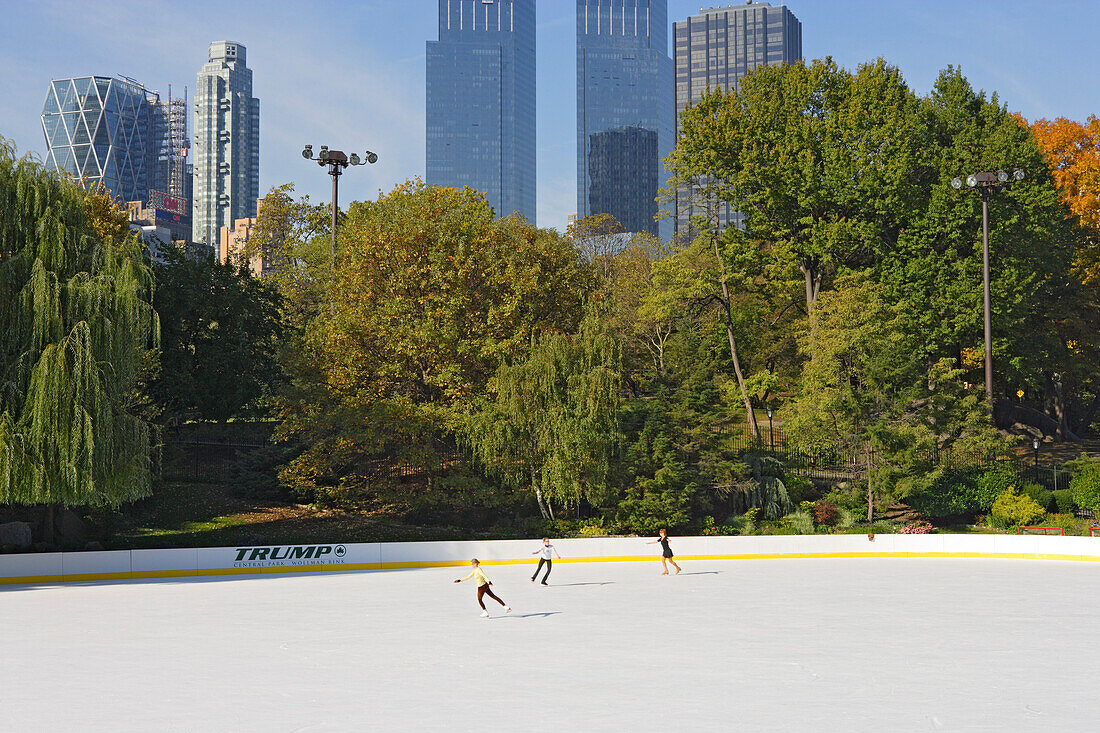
(669, 58), (923, 310)
(877, 68), (1078, 435)
(0, 138), (158, 512)
(151, 244), (284, 424)
(463, 314), (622, 518)
(276, 182), (589, 504)
(1024, 115), (1100, 283)
(246, 183), (332, 328)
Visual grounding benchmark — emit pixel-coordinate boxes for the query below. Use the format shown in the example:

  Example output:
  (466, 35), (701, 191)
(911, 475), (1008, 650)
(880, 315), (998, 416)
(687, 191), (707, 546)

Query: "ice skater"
(454, 559), (511, 618)
(530, 537), (561, 585)
(646, 528), (681, 574)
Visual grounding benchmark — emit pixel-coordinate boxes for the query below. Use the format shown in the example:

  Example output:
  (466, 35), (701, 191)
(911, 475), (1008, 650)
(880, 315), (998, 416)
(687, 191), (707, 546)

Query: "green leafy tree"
(276, 182), (588, 504)
(1068, 455), (1100, 515)
(463, 313), (622, 518)
(151, 244), (284, 424)
(669, 58), (923, 310)
(0, 139), (158, 511)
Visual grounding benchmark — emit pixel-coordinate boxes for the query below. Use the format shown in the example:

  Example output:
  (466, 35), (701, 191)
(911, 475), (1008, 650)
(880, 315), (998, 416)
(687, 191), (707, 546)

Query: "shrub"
(785, 474), (814, 505)
(785, 510), (815, 535)
(906, 469), (982, 518)
(991, 487), (1046, 527)
(811, 500), (840, 527)
(836, 507), (855, 530)
(577, 521), (609, 537)
(1044, 513), (1087, 536)
(899, 520), (934, 534)
(1018, 482), (1053, 513)
(1052, 489), (1077, 514)
(870, 520), (896, 534)
(726, 508), (758, 536)
(974, 467), (1016, 512)
(1070, 456), (1100, 515)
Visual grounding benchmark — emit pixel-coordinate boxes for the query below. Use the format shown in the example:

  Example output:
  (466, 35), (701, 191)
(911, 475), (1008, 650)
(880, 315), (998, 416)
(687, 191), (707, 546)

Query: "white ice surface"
(2, 558), (1098, 732)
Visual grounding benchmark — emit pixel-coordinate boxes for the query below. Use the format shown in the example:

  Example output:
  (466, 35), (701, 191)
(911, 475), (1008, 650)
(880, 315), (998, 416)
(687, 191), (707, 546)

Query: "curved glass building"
(41, 76), (157, 203)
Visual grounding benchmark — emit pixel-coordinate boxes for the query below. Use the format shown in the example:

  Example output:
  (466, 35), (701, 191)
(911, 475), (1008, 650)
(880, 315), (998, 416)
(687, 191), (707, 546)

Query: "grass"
(98, 481), (478, 550)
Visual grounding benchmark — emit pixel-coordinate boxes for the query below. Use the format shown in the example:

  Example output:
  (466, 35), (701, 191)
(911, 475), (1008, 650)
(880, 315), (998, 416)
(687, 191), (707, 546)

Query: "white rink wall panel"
(2, 534), (1100, 585)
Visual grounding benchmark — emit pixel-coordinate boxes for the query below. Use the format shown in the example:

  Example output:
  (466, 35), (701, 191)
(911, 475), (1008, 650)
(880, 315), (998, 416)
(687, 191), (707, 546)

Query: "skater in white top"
(530, 537), (561, 585)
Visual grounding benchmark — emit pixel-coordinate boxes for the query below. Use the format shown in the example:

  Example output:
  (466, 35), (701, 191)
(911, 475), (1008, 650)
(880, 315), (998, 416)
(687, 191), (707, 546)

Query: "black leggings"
(477, 584), (505, 610)
(532, 558), (552, 582)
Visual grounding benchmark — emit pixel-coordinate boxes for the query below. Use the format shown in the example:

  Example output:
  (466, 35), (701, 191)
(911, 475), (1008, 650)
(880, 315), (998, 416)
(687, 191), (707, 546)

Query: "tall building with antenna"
(193, 40), (259, 248)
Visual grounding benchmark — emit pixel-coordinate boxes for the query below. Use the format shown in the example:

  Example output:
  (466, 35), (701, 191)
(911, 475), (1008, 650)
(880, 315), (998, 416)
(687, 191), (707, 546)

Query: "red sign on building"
(152, 190), (189, 216)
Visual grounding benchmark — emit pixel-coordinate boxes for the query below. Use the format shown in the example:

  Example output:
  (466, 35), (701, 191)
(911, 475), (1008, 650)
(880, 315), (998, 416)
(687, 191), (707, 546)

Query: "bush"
(1044, 513), (1088, 536)
(899, 520), (934, 534)
(1018, 482), (1053, 513)
(974, 467), (1016, 512)
(577, 521), (610, 537)
(1052, 489), (1077, 514)
(784, 474), (814, 505)
(906, 469), (982, 518)
(991, 487), (1046, 527)
(725, 508), (758, 536)
(1070, 457), (1100, 515)
(811, 500), (840, 527)
(870, 520), (896, 534)
(784, 510), (815, 534)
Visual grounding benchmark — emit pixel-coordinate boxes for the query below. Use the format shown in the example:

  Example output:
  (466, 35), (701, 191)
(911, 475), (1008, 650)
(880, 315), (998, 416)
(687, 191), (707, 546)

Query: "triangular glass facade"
(40, 75), (157, 203)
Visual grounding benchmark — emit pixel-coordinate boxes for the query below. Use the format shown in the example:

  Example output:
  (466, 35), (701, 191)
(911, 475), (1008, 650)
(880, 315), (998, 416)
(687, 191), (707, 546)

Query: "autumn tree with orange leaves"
(1022, 115), (1100, 283)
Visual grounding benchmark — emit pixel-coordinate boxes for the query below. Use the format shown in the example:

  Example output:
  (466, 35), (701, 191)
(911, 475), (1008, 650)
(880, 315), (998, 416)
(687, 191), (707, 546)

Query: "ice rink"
(2, 557), (1098, 731)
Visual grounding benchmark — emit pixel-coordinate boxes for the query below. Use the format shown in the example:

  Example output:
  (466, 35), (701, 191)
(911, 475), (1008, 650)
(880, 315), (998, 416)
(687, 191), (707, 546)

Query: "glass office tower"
(193, 41), (259, 248)
(577, 0), (673, 238)
(673, 2), (801, 235)
(41, 76), (158, 204)
(426, 0), (536, 223)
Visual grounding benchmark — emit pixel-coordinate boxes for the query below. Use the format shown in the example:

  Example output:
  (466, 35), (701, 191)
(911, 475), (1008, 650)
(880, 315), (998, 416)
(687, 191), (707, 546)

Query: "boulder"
(55, 508), (87, 546)
(1011, 422), (1044, 439)
(83, 541), (104, 552)
(0, 521), (32, 550)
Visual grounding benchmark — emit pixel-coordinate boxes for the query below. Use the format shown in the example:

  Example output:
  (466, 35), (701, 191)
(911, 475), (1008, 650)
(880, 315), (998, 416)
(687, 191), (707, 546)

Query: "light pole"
(1032, 436), (1041, 484)
(765, 405), (775, 454)
(950, 168), (1024, 412)
(302, 144), (378, 261)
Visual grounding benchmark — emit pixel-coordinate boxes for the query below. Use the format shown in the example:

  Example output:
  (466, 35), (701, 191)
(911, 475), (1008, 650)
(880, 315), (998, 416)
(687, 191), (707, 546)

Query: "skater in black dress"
(646, 528), (681, 574)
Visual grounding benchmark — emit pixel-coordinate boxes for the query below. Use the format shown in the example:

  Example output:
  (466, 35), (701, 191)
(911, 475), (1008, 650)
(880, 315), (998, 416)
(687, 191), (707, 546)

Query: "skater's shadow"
(509, 612), (562, 619)
(677, 571), (721, 575)
(552, 582), (616, 587)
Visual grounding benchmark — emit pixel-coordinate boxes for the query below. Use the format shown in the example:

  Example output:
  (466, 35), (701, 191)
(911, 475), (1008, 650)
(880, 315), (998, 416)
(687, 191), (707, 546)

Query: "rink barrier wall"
(1, 534), (1099, 586)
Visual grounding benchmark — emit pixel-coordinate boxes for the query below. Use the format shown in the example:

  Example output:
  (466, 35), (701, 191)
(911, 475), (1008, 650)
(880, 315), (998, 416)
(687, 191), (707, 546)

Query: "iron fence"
(162, 441), (266, 484)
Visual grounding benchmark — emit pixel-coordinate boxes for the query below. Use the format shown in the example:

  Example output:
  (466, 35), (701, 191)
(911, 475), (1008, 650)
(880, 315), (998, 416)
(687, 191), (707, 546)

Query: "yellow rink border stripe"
(2, 550), (1099, 586)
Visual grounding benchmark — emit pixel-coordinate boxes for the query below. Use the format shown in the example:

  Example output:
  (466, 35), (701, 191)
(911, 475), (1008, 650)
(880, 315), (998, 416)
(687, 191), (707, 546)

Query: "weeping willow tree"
(0, 138), (158, 513)
(463, 314), (622, 519)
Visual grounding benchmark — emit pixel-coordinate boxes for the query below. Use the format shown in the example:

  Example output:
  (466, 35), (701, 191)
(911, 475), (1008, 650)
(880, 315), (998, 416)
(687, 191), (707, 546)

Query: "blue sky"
(1, 0), (1097, 230)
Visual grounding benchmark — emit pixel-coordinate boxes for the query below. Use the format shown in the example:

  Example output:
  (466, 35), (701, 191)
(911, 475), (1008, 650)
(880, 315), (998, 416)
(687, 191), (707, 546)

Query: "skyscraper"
(193, 41), (259, 248)
(577, 0), (673, 239)
(673, 1), (802, 235)
(41, 76), (159, 204)
(426, 0), (536, 223)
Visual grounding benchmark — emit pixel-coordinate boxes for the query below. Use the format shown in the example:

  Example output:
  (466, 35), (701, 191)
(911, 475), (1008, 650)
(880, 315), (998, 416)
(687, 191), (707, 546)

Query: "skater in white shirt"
(530, 537), (561, 585)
